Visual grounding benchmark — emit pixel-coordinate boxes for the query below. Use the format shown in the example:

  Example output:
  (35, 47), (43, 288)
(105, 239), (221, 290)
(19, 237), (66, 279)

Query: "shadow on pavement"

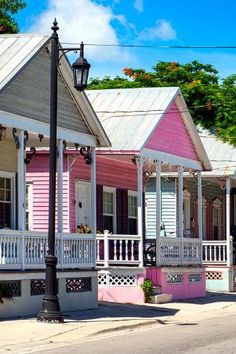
(64, 302), (179, 323)
(176, 292), (236, 305)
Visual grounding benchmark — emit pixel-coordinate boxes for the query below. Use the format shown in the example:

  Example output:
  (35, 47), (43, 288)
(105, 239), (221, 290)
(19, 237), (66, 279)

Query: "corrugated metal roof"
(0, 34), (50, 92)
(199, 128), (236, 176)
(86, 87), (179, 150)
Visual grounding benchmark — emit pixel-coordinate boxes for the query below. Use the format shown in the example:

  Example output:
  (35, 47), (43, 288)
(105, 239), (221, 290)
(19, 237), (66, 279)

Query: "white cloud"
(134, 0), (143, 12)
(139, 19), (176, 41)
(28, 0), (132, 63)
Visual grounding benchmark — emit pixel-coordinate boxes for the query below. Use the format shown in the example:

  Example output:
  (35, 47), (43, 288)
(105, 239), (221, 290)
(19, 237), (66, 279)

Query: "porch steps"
(152, 286), (162, 295)
(150, 293), (173, 304)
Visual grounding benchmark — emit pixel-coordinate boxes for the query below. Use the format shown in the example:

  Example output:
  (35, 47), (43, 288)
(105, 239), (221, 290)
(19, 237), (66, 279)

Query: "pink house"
(26, 87), (212, 303)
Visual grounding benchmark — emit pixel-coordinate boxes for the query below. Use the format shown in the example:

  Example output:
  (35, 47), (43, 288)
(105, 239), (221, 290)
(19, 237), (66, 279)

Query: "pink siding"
(70, 155), (138, 232)
(146, 267), (206, 300)
(145, 102), (198, 161)
(26, 155), (69, 232)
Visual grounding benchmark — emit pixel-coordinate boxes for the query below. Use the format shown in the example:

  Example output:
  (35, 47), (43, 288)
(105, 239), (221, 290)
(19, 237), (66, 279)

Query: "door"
(75, 181), (91, 228)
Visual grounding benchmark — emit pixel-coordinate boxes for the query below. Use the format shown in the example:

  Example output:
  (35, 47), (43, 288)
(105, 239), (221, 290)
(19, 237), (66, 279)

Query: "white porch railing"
(0, 230), (95, 270)
(96, 232), (202, 267)
(202, 239), (233, 265)
(96, 232), (142, 267)
(159, 237), (201, 265)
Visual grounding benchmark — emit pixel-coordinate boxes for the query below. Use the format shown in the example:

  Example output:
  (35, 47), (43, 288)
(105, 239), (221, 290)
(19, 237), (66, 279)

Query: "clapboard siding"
(26, 154), (69, 232)
(145, 178), (177, 238)
(145, 101), (198, 161)
(0, 49), (91, 134)
(69, 154), (137, 232)
(0, 140), (17, 172)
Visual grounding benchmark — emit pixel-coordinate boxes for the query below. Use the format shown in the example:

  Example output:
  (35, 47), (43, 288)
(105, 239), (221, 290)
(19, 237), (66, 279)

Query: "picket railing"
(0, 230), (95, 270)
(202, 239), (233, 265)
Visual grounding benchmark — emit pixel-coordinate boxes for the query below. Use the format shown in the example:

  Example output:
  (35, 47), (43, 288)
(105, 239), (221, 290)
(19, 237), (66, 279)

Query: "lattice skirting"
(98, 272), (137, 286)
(206, 271), (223, 280)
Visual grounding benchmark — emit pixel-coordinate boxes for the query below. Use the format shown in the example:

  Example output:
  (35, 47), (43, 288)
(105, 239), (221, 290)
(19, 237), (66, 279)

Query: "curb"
(88, 319), (162, 337)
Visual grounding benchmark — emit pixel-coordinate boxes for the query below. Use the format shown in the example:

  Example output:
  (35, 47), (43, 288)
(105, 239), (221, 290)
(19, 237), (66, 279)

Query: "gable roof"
(0, 34), (110, 148)
(199, 128), (236, 176)
(87, 87), (211, 170)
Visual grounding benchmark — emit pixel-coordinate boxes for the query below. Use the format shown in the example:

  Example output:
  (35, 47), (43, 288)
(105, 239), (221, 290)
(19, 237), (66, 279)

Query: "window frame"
(25, 182), (33, 231)
(128, 190), (138, 235)
(0, 171), (16, 229)
(103, 186), (116, 233)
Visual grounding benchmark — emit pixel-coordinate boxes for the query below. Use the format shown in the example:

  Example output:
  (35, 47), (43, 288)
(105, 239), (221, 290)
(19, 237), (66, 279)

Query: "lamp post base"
(37, 295), (64, 323)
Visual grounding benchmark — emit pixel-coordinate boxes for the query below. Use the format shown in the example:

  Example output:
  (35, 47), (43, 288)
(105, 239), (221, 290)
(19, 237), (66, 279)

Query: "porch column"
(57, 139), (63, 268)
(137, 156), (144, 267)
(155, 161), (161, 266)
(17, 130), (26, 270)
(57, 139), (63, 233)
(178, 166), (184, 263)
(197, 171), (203, 262)
(90, 148), (97, 267)
(226, 177), (231, 266)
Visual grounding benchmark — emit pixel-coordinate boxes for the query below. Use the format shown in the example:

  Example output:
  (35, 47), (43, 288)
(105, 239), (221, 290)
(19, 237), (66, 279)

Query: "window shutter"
(193, 200), (198, 238)
(116, 189), (128, 234)
(96, 185), (103, 232)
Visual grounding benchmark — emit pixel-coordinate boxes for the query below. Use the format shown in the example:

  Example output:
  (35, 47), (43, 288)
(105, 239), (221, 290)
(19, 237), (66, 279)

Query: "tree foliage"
(0, 0), (26, 34)
(88, 61), (236, 146)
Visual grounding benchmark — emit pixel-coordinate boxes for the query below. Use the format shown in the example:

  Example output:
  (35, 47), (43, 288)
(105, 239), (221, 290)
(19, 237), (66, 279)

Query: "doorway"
(75, 181), (91, 228)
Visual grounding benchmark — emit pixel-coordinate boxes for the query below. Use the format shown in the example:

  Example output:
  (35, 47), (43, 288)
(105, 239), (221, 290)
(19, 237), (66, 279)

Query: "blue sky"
(15, 0), (236, 80)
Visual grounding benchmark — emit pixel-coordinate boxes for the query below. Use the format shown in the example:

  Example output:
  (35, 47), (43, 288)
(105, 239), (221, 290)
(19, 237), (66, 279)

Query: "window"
(25, 183), (33, 230)
(0, 172), (15, 229)
(128, 191), (137, 234)
(103, 187), (116, 233)
(213, 198), (222, 240)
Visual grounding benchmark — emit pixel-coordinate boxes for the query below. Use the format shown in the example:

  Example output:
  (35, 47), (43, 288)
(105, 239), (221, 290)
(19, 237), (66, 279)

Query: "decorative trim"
(12, 128), (20, 149)
(66, 277), (92, 293)
(80, 146), (92, 164)
(25, 147), (36, 164)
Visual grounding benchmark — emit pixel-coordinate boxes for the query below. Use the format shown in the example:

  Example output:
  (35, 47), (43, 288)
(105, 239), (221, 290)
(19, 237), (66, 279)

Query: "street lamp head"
(72, 42), (91, 91)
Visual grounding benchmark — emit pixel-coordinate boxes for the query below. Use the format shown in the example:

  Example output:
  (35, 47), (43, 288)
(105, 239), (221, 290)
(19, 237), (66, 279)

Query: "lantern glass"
(72, 57), (90, 91)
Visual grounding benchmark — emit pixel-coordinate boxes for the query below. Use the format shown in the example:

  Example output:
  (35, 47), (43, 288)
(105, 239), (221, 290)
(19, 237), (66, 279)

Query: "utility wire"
(61, 42), (236, 49)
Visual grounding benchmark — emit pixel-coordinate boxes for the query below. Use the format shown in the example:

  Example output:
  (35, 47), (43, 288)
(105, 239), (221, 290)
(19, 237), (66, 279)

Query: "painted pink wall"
(98, 273), (145, 303)
(27, 153), (138, 233)
(69, 155), (138, 232)
(26, 155), (69, 232)
(146, 267), (206, 300)
(145, 101), (198, 161)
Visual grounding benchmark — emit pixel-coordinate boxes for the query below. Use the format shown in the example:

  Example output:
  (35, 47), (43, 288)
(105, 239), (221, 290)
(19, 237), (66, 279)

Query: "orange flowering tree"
(88, 60), (236, 146)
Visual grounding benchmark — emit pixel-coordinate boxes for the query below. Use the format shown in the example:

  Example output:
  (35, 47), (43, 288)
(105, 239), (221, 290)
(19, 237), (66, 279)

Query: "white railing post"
(197, 171), (203, 263)
(104, 230), (109, 268)
(137, 156), (144, 267)
(156, 161), (161, 266)
(17, 130), (26, 270)
(57, 139), (64, 269)
(178, 166), (184, 264)
(226, 177), (231, 266)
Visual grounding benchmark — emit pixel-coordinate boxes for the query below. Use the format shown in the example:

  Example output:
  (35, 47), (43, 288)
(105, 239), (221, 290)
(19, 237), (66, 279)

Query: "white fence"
(0, 230), (95, 270)
(202, 239), (233, 265)
(96, 232), (142, 267)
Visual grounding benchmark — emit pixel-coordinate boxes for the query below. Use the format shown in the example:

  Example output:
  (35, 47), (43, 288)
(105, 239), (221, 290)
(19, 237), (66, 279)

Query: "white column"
(17, 130), (25, 270)
(226, 177), (231, 266)
(57, 139), (63, 269)
(57, 139), (63, 233)
(137, 156), (144, 267)
(91, 148), (97, 267)
(156, 161), (161, 266)
(178, 166), (184, 264)
(197, 171), (203, 263)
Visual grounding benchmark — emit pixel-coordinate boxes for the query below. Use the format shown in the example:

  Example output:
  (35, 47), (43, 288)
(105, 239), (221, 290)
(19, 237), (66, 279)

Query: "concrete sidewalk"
(1, 293), (236, 353)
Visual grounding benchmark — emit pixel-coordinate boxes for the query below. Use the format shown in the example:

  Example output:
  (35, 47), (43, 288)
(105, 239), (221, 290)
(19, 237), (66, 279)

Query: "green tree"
(0, 0), (26, 34)
(88, 61), (236, 146)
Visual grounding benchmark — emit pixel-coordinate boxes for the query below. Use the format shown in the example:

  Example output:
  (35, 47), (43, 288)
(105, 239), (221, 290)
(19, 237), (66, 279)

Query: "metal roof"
(0, 34), (50, 92)
(199, 128), (236, 176)
(86, 87), (179, 150)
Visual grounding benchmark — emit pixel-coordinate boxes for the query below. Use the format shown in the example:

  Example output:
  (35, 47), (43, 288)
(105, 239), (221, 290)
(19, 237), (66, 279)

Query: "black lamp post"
(37, 19), (90, 323)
